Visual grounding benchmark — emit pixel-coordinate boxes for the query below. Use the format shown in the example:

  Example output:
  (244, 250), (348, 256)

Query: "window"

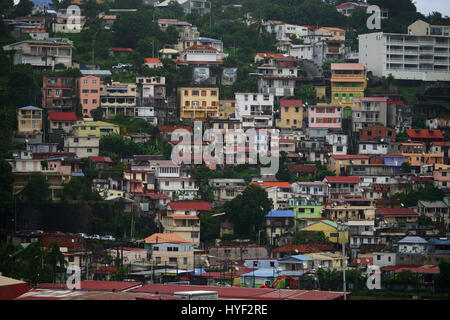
(87, 148), (92, 153)
(169, 257), (177, 264)
(153, 246), (159, 251)
(183, 257), (188, 265)
(155, 257), (161, 264)
(191, 232), (199, 238)
(377, 255), (381, 260)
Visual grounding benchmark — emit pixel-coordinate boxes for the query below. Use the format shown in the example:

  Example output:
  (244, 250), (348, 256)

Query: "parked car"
(76, 233), (88, 239)
(90, 234), (100, 240)
(101, 235), (116, 241)
(31, 230), (44, 235)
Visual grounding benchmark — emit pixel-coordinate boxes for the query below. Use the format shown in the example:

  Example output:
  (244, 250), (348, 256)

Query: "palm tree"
(46, 242), (67, 284)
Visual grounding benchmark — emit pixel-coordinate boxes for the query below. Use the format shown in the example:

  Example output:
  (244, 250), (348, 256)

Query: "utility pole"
(341, 222), (347, 300)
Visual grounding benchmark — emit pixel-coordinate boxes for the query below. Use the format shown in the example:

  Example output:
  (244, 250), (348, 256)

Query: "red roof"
(110, 47), (133, 52)
(406, 129), (444, 139)
(272, 243), (335, 253)
(432, 142), (450, 147)
(144, 58), (161, 64)
(89, 156), (113, 163)
(256, 53), (286, 59)
(168, 202), (212, 211)
(37, 280), (141, 291)
(336, 2), (368, 9)
(252, 181), (292, 188)
(158, 125), (192, 133)
(331, 154), (369, 160)
(185, 44), (219, 52)
(143, 193), (170, 200)
(130, 283), (346, 300)
(376, 208), (418, 216)
(331, 63), (365, 71)
(280, 99), (302, 107)
(48, 112), (78, 122)
(324, 176), (362, 183)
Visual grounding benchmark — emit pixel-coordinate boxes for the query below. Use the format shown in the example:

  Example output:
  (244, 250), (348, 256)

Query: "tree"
(13, 0), (34, 18)
(45, 242), (67, 283)
(63, 176), (103, 201)
(22, 172), (51, 206)
(293, 231), (329, 244)
(276, 151), (294, 182)
(90, 107), (104, 121)
(199, 212), (220, 246)
(224, 184), (272, 239)
(434, 260), (450, 296)
(0, 159), (14, 230)
(295, 84), (316, 105)
(401, 161), (411, 173)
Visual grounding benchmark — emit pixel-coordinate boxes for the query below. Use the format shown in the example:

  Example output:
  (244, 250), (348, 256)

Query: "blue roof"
(265, 210), (295, 218)
(19, 105), (42, 110)
(278, 255), (313, 262)
(72, 172), (85, 177)
(428, 238), (450, 245)
(240, 268), (279, 278)
(187, 268), (206, 275)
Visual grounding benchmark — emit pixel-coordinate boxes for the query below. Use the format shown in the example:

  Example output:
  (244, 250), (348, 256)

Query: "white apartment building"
(157, 177), (199, 200)
(325, 132), (348, 155)
(358, 141), (389, 155)
(64, 136), (100, 158)
(235, 92), (274, 120)
(274, 24), (310, 42)
(359, 32), (450, 81)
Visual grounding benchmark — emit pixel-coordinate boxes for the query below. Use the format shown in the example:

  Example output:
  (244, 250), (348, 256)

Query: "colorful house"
(299, 220), (349, 245)
(330, 63), (367, 112)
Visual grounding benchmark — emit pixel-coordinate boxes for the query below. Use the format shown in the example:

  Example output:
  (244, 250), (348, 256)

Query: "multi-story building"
(351, 97), (388, 132)
(387, 101), (413, 134)
(274, 23), (310, 42)
(149, 241), (195, 269)
(375, 208), (419, 230)
(276, 99), (303, 129)
(179, 87), (219, 121)
(325, 131), (348, 155)
(72, 121), (120, 137)
(3, 38), (73, 70)
(209, 178), (246, 204)
(359, 125), (395, 142)
(308, 104), (342, 130)
(323, 176), (362, 200)
(77, 75), (101, 118)
(297, 138), (328, 163)
(64, 135), (100, 158)
(255, 55), (301, 98)
(48, 112), (80, 134)
(217, 100), (236, 119)
(175, 44), (225, 67)
(157, 18), (192, 32)
(358, 31), (450, 81)
(136, 77), (167, 124)
(17, 106), (43, 134)
(42, 76), (74, 111)
(330, 63), (367, 109)
(315, 27), (345, 42)
(291, 181), (328, 203)
(434, 164), (450, 189)
(327, 154), (370, 175)
(358, 141), (389, 155)
(156, 0), (211, 15)
(265, 210), (296, 247)
(335, 2), (369, 17)
(52, 7), (85, 33)
(235, 93), (274, 128)
(100, 82), (137, 119)
(408, 19), (450, 37)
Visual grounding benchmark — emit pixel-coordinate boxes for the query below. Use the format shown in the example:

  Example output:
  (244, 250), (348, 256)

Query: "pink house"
(46, 157), (82, 176)
(77, 75), (100, 117)
(308, 105), (342, 129)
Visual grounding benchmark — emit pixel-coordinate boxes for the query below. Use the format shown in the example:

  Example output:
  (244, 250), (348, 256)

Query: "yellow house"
(299, 220), (348, 245)
(276, 99), (303, 129)
(315, 27), (346, 41)
(304, 252), (344, 269)
(218, 100), (236, 119)
(72, 121), (120, 137)
(408, 19), (450, 37)
(13, 172), (71, 201)
(17, 106), (43, 133)
(331, 63), (367, 111)
(179, 87), (219, 120)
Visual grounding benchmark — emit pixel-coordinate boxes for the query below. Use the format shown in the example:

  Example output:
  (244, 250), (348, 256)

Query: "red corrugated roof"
(168, 202), (212, 211)
(251, 181), (292, 188)
(256, 53), (286, 59)
(37, 280), (140, 291)
(144, 58), (161, 64)
(48, 112), (78, 122)
(406, 129), (444, 139)
(110, 47), (133, 52)
(331, 154), (369, 160)
(324, 176), (362, 183)
(376, 208), (418, 216)
(185, 44), (219, 52)
(89, 156), (113, 163)
(280, 99), (302, 107)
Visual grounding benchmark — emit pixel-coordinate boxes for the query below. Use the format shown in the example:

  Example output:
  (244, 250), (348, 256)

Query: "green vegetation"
(292, 231), (330, 245)
(391, 185), (444, 207)
(223, 184), (272, 240)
